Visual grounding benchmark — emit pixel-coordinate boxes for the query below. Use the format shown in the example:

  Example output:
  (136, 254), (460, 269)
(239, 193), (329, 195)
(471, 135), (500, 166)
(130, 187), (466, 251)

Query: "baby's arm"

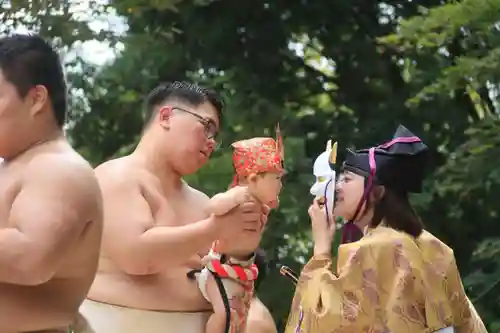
(208, 186), (249, 216)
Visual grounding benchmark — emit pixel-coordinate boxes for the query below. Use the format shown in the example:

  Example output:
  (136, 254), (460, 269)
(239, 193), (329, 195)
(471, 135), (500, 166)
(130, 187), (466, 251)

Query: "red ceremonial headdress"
(230, 124), (284, 187)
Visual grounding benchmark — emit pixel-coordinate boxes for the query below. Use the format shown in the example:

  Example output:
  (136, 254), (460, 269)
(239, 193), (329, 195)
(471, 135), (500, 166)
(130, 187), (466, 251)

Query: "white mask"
(310, 141), (337, 218)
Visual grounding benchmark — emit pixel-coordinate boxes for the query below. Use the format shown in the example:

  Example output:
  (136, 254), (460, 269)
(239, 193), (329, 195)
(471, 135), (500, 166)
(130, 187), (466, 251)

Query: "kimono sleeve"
(285, 238), (423, 333)
(445, 255), (488, 333)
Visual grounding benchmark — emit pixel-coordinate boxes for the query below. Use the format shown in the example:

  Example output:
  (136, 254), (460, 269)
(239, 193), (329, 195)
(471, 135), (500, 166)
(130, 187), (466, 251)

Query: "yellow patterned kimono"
(285, 225), (487, 333)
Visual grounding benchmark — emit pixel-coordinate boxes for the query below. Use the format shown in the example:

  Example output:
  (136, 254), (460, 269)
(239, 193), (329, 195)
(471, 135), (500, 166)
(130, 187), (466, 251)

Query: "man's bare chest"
(142, 184), (207, 228)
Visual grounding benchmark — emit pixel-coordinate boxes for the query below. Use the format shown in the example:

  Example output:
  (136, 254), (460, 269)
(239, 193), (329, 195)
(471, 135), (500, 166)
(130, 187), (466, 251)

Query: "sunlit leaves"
(1, 0), (114, 45)
(380, 0), (500, 106)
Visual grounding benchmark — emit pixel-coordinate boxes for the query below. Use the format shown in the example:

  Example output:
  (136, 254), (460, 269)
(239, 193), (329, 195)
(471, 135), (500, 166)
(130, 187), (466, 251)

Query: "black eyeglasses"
(172, 107), (220, 141)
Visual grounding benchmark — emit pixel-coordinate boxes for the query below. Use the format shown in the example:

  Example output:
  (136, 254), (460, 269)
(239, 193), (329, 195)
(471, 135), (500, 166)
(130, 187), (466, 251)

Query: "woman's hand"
(308, 198), (336, 256)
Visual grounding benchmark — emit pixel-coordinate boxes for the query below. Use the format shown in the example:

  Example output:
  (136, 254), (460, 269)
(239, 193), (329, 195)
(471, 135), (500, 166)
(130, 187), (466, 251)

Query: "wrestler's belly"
(88, 268), (212, 312)
(0, 278), (87, 332)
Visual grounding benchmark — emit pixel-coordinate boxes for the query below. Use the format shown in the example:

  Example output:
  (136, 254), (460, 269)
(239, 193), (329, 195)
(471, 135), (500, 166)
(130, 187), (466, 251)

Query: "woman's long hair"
(367, 185), (424, 238)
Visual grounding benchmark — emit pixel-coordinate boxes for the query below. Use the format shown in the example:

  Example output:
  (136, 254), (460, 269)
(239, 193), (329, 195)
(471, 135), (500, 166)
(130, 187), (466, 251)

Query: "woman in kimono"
(285, 125), (487, 333)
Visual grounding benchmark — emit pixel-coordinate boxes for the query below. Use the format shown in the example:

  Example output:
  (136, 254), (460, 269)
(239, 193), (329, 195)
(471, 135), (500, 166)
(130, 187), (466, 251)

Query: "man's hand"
(213, 201), (266, 257)
(214, 201), (262, 236)
(260, 204), (271, 230)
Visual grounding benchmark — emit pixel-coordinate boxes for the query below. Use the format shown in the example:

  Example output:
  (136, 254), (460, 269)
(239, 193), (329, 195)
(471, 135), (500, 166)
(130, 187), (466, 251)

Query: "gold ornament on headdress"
(329, 141), (338, 166)
(275, 123), (284, 166)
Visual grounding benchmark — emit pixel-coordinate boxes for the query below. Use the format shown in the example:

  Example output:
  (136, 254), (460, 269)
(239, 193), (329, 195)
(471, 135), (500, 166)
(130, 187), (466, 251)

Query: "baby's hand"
(232, 186), (253, 205)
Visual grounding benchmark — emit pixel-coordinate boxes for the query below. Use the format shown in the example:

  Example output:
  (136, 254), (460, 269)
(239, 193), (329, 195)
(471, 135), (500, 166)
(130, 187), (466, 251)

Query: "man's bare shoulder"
(22, 148), (102, 218)
(94, 156), (143, 188)
(95, 155), (136, 176)
(25, 148), (97, 188)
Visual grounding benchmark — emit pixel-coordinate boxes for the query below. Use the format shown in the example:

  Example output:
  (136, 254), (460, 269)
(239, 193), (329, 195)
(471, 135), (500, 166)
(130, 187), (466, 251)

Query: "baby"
(197, 126), (284, 333)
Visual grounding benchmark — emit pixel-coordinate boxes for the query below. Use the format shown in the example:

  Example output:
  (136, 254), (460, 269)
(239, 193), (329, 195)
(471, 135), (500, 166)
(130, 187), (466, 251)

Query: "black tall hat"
(343, 125), (429, 193)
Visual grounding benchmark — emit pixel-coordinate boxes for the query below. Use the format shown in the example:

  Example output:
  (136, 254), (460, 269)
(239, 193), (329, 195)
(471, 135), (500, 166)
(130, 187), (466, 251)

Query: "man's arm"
(246, 299), (278, 333)
(98, 168), (221, 275)
(247, 318), (278, 333)
(0, 157), (101, 285)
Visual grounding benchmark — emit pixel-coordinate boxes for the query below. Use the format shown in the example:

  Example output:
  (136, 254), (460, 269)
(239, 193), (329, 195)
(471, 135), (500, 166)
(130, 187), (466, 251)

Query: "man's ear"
(28, 85), (49, 117)
(158, 106), (172, 129)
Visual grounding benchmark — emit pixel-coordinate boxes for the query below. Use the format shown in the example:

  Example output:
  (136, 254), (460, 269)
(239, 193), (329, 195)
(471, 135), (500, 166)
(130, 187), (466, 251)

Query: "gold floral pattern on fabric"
(284, 226), (488, 333)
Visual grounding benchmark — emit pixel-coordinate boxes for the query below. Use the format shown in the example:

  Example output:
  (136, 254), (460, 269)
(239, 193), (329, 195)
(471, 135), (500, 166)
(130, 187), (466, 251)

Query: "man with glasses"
(81, 81), (268, 333)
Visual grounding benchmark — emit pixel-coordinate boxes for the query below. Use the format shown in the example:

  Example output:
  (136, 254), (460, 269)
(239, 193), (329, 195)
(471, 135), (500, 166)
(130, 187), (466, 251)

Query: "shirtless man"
(82, 81), (267, 333)
(245, 249), (278, 333)
(0, 34), (103, 332)
(246, 298), (277, 333)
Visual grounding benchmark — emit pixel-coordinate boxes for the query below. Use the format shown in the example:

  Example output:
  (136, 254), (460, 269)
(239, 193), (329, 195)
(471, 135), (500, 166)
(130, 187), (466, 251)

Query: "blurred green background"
(2, 0), (500, 331)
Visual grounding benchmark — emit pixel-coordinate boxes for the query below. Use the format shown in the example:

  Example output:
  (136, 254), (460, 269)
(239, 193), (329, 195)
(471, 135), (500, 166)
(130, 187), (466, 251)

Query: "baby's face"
(248, 172), (282, 205)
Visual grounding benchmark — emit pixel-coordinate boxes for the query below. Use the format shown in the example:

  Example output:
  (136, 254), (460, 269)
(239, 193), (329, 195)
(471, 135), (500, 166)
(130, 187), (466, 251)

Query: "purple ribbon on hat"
(351, 136), (421, 222)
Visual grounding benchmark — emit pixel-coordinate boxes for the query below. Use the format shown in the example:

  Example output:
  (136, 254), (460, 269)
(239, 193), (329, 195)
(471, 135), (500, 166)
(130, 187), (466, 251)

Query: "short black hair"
(0, 34), (67, 128)
(143, 81), (224, 126)
(254, 248), (268, 292)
